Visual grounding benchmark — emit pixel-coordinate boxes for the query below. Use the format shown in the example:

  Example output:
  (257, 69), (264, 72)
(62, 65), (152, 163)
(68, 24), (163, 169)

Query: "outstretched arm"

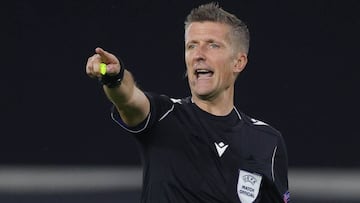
(86, 47), (150, 127)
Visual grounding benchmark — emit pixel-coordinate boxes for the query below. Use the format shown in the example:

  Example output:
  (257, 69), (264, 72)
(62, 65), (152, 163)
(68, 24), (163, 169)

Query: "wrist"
(100, 59), (125, 88)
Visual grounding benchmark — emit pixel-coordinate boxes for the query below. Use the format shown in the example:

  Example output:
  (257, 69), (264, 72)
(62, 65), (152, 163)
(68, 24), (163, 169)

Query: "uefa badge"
(237, 170), (262, 203)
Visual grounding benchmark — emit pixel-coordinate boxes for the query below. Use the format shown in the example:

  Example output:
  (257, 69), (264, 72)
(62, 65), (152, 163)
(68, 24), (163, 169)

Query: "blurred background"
(3, 0), (360, 202)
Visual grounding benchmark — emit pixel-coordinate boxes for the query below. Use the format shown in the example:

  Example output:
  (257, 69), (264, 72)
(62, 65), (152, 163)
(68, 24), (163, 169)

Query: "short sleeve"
(110, 92), (174, 134)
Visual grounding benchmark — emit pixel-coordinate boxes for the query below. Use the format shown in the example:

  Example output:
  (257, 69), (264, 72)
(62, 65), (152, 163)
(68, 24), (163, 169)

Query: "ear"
(233, 52), (248, 74)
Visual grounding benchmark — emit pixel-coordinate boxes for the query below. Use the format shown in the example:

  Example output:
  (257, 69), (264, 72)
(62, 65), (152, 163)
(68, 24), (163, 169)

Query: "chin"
(194, 91), (213, 99)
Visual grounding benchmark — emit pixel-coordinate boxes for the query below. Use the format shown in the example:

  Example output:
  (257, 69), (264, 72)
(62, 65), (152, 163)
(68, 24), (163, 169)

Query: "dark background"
(4, 0), (360, 168)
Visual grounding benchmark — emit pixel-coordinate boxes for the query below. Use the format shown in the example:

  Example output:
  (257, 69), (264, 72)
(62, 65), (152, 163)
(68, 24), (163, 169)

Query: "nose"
(193, 45), (206, 62)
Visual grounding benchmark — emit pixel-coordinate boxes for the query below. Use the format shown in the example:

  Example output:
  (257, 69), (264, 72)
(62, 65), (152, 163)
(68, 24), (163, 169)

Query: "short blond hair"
(184, 2), (250, 54)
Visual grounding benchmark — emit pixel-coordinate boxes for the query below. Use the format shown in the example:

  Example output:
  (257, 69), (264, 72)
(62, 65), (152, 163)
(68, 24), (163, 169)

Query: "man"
(86, 2), (290, 203)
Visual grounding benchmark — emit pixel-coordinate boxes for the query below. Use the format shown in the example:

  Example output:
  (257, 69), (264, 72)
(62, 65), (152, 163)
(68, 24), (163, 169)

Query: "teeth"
(196, 69), (210, 73)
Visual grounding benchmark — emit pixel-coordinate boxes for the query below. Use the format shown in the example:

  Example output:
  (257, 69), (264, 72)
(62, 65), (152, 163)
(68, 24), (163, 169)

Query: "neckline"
(191, 102), (241, 125)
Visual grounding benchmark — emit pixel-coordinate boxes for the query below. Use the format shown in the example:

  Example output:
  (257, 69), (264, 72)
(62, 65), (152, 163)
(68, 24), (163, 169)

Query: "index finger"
(95, 47), (118, 64)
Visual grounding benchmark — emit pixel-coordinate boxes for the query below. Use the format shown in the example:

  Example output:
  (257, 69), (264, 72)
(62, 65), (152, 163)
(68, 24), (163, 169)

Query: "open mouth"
(195, 69), (214, 78)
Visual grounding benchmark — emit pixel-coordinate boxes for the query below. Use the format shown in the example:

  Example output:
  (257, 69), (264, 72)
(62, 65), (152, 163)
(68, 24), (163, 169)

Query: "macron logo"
(214, 142), (229, 157)
(251, 118), (268, 126)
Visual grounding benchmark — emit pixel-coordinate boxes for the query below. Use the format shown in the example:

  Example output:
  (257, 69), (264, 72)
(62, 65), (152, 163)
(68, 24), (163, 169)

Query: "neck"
(192, 89), (234, 116)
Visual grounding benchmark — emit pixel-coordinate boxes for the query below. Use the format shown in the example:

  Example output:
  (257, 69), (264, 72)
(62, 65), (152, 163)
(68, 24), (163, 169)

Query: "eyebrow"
(186, 39), (221, 44)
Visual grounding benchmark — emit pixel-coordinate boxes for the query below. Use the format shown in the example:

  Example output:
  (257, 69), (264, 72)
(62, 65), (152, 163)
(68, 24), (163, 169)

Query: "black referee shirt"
(111, 92), (290, 203)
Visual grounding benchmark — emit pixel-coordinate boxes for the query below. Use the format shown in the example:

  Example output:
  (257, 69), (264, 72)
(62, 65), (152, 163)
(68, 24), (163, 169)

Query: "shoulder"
(238, 109), (282, 140)
(143, 92), (192, 120)
(144, 92), (191, 105)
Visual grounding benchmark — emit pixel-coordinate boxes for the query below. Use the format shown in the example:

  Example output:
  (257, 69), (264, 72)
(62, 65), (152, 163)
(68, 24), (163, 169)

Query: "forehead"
(185, 21), (231, 42)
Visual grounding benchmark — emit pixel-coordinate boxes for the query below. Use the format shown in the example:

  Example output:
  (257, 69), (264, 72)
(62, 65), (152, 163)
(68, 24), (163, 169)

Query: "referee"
(86, 2), (290, 203)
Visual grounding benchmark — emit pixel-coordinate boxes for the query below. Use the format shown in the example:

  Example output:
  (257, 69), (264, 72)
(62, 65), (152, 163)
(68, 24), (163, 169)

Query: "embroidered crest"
(237, 170), (262, 203)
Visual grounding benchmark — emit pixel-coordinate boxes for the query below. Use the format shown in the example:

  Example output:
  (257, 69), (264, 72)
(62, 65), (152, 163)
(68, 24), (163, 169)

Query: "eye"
(187, 44), (196, 50)
(209, 43), (220, 48)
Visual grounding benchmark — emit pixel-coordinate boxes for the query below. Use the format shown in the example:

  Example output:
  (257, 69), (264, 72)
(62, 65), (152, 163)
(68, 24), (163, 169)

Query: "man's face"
(185, 21), (244, 100)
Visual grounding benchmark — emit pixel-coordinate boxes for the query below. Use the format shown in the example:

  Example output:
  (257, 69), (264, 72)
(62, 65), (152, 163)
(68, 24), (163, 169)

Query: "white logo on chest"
(214, 142), (228, 157)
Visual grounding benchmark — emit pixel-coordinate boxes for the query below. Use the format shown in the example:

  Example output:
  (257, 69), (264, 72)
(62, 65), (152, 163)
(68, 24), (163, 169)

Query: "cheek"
(219, 64), (235, 81)
(185, 54), (191, 67)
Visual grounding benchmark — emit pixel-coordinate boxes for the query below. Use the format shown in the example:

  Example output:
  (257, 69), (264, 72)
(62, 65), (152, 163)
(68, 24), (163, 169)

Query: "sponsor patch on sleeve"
(237, 169), (262, 203)
(283, 190), (290, 203)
